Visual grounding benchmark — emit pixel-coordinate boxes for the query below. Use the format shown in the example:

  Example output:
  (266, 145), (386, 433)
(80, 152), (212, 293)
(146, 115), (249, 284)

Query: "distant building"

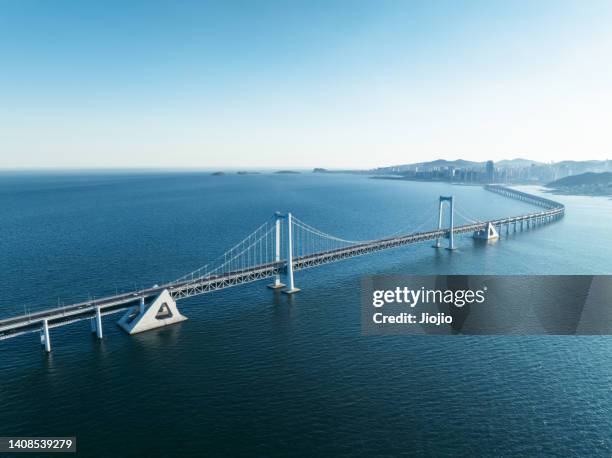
(485, 160), (495, 183)
(384, 158), (609, 185)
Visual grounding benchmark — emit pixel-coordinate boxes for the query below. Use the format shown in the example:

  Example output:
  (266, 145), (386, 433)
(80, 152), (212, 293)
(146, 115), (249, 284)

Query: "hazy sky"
(2, 0), (612, 169)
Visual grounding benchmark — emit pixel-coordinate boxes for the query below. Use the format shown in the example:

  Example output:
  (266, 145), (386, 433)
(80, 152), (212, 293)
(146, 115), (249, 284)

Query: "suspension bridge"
(0, 185), (564, 351)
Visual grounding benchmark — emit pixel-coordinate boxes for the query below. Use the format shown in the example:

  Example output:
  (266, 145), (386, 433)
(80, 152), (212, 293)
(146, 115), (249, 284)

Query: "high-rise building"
(485, 160), (495, 183)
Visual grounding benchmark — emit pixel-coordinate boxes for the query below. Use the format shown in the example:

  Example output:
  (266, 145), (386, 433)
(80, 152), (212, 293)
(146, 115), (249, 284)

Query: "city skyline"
(2, 1), (612, 169)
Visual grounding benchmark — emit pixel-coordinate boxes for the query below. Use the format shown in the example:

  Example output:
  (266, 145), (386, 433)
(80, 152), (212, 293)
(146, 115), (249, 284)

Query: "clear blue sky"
(2, 0), (612, 169)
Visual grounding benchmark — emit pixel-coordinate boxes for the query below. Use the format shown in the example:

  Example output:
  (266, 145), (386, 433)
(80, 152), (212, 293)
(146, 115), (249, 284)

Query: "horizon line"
(0, 157), (610, 173)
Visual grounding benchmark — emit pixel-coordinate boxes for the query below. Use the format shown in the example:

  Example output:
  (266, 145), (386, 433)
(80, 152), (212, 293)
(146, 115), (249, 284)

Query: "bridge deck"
(0, 185), (564, 341)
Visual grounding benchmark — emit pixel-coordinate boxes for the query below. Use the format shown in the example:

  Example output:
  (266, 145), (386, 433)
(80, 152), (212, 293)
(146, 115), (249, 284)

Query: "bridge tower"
(270, 212), (300, 294)
(267, 213), (285, 290)
(282, 212), (300, 294)
(432, 196), (456, 250)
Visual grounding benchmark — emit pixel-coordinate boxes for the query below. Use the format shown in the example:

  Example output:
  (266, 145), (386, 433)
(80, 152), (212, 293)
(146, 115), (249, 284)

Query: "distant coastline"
(368, 158), (612, 187)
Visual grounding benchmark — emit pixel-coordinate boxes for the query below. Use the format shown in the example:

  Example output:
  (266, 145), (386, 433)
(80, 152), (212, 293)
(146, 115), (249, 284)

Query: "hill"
(546, 172), (612, 197)
(547, 172), (612, 187)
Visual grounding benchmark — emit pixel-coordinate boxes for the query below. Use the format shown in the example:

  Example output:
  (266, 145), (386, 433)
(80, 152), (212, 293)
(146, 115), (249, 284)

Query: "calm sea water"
(1, 172), (612, 457)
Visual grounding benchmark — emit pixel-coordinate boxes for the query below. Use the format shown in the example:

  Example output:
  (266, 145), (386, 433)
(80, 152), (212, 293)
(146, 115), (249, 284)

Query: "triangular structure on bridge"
(473, 222), (499, 240)
(118, 289), (187, 335)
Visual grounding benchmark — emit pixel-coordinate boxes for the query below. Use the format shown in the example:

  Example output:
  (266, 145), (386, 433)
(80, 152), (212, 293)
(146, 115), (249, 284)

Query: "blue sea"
(1, 171), (612, 457)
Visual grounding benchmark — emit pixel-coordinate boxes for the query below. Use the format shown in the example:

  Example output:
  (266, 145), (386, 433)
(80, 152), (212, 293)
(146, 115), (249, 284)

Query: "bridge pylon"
(40, 319), (51, 352)
(282, 212), (300, 294)
(267, 214), (286, 290)
(432, 196), (456, 250)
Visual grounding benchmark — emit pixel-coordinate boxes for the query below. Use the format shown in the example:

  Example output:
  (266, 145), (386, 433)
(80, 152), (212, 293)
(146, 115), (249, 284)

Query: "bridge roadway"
(0, 185), (564, 341)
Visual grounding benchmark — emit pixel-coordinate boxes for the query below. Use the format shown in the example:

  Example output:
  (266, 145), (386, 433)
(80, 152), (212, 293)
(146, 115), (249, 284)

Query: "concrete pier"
(118, 289), (187, 335)
(473, 222), (499, 240)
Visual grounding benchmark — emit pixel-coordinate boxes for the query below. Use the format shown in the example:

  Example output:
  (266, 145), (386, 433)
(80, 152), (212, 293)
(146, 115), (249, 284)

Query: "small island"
(275, 170), (300, 174)
(211, 171), (225, 176)
(237, 171), (260, 175)
(545, 172), (612, 197)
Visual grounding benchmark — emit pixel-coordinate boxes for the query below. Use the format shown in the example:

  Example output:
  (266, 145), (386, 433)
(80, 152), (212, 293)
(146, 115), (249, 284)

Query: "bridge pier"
(473, 222), (499, 241)
(268, 216), (285, 290)
(118, 289), (187, 334)
(40, 319), (51, 352)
